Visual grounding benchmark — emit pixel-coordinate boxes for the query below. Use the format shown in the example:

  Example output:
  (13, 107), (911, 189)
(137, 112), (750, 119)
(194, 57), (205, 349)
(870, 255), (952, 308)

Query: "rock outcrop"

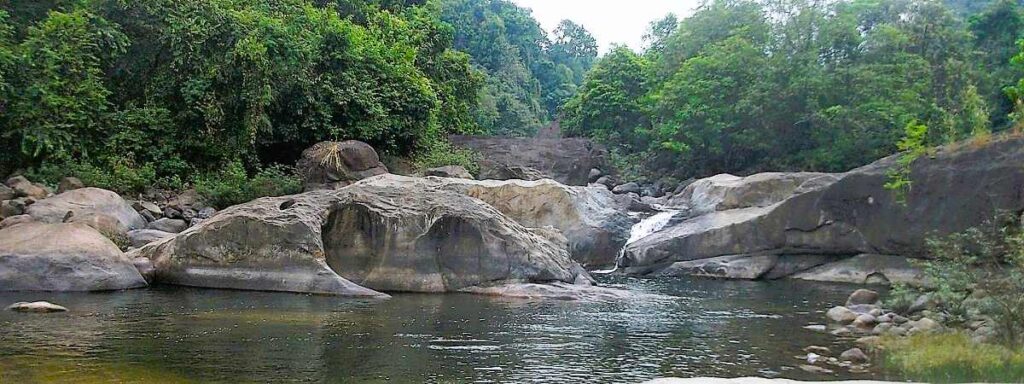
(449, 135), (608, 186)
(361, 174), (635, 268)
(0, 222), (147, 291)
(622, 136), (1024, 283)
(296, 140), (389, 191)
(26, 187), (146, 231)
(424, 165), (474, 179)
(132, 176), (596, 297)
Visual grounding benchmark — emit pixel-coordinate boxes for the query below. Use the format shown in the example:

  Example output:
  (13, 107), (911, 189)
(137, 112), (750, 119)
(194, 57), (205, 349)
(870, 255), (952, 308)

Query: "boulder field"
(620, 135), (1024, 284)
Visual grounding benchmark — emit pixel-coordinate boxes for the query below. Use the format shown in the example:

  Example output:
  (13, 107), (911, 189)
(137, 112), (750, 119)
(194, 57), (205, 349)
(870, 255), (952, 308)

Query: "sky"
(510, 0), (702, 53)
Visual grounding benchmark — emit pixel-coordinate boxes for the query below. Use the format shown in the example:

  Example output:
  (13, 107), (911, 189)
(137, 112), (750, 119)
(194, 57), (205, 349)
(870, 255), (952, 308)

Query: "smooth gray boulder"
(133, 177), (595, 297)
(357, 174), (635, 268)
(147, 218), (188, 233)
(0, 222), (147, 291)
(27, 187), (146, 230)
(128, 229), (175, 248)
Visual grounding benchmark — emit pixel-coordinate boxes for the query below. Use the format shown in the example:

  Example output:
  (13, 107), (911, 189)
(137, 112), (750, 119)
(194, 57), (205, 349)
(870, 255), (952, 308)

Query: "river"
(0, 276), (903, 383)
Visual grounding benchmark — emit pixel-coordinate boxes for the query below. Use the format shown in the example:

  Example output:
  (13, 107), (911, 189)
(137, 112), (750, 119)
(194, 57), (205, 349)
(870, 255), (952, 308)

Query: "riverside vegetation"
(4, 0), (1024, 382)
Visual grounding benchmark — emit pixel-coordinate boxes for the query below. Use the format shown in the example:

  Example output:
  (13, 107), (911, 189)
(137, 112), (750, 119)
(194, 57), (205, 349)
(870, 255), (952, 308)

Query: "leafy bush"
(883, 332), (1024, 383)
(412, 140), (480, 176)
(26, 156), (172, 194)
(194, 162), (301, 209)
(884, 120), (930, 204)
(895, 213), (1024, 347)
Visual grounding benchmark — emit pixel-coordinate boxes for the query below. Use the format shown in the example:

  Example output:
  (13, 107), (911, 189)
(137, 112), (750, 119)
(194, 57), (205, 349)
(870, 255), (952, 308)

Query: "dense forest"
(562, 0), (1024, 179)
(2, 0), (1024, 193)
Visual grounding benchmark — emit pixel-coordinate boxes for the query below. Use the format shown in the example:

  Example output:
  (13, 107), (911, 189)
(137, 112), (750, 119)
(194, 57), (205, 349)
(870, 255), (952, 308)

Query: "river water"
(0, 277), (901, 383)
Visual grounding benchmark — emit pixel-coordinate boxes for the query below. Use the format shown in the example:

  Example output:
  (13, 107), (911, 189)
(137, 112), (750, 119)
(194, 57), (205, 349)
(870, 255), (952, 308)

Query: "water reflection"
(0, 276), (896, 383)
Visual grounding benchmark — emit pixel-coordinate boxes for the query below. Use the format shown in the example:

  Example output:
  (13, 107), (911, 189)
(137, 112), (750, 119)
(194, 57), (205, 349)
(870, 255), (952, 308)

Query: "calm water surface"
(0, 276), (898, 383)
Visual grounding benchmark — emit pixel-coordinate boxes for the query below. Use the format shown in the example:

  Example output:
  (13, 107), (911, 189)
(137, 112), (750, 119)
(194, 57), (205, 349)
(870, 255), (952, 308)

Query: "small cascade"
(593, 210), (679, 274)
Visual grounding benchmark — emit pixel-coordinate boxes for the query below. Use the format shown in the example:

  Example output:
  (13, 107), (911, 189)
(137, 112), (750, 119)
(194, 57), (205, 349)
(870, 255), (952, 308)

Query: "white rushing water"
(593, 210), (679, 274)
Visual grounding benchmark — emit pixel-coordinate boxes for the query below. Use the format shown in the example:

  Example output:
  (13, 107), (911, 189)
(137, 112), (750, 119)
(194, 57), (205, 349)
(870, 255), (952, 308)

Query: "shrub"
(412, 140), (480, 175)
(895, 213), (1024, 347)
(26, 155), (170, 194)
(883, 332), (1024, 383)
(194, 162), (302, 209)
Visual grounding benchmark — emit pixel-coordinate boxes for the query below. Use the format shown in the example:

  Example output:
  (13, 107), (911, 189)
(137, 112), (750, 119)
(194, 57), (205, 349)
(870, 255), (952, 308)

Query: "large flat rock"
(449, 135), (608, 186)
(27, 187), (146, 230)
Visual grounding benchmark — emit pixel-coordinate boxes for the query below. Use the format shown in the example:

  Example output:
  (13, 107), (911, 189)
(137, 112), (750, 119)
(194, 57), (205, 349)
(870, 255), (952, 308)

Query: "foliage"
(194, 162), (302, 209)
(0, 0), (484, 186)
(561, 0), (1015, 180)
(883, 332), (1024, 383)
(884, 120), (930, 204)
(412, 139), (480, 175)
(440, 0), (597, 135)
(893, 213), (1024, 348)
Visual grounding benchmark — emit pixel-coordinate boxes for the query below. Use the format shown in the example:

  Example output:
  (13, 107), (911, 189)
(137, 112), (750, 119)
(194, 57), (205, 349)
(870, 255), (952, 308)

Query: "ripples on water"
(0, 276), (894, 383)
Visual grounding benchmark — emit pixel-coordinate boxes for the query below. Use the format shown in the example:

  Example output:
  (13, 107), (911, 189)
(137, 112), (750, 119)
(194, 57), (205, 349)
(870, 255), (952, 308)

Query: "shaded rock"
(7, 301), (67, 313)
(358, 174), (635, 268)
(57, 177), (84, 193)
(0, 222), (147, 291)
(196, 207), (217, 220)
(840, 348), (869, 363)
(852, 314), (877, 329)
(297, 140), (389, 191)
(27, 188), (146, 230)
(132, 257), (155, 282)
(588, 168), (602, 182)
(148, 218), (188, 233)
(595, 176), (614, 188)
(163, 207), (183, 220)
(128, 229), (175, 248)
(763, 254), (845, 280)
(424, 165), (474, 179)
(612, 182), (641, 195)
(847, 289), (880, 306)
(0, 184), (14, 201)
(0, 199), (25, 219)
(140, 210), (156, 223)
(5, 176), (49, 199)
(790, 254), (923, 285)
(132, 201), (162, 217)
(134, 177), (593, 297)
(449, 135), (608, 186)
(0, 215), (34, 229)
(653, 253), (778, 279)
(827, 306), (858, 324)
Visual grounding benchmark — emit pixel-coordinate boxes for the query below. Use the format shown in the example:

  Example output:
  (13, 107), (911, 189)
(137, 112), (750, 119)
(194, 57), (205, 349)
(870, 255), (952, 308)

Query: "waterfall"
(593, 210), (679, 274)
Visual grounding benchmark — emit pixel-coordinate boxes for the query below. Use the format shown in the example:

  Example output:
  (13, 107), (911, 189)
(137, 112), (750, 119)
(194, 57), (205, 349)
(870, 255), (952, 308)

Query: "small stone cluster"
(0, 175), (58, 228)
(125, 189), (217, 249)
(589, 168), (680, 211)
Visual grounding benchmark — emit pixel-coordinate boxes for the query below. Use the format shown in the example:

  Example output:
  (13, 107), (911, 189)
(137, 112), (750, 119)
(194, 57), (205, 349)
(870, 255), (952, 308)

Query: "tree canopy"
(562, 0), (1024, 180)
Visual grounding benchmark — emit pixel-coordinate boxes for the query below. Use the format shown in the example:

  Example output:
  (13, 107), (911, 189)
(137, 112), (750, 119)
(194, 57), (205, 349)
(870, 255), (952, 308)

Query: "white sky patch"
(510, 0), (701, 53)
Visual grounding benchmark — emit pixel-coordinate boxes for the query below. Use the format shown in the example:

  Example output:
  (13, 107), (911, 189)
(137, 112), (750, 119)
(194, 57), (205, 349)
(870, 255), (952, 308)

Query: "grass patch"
(882, 332), (1024, 383)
